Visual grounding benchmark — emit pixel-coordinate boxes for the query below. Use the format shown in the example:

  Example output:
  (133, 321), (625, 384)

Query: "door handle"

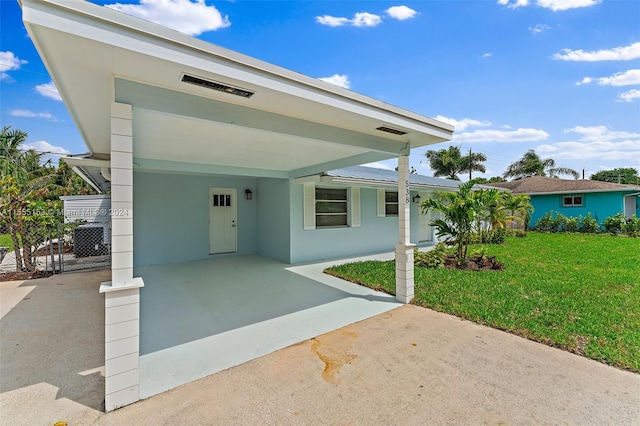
(232, 220), (236, 228)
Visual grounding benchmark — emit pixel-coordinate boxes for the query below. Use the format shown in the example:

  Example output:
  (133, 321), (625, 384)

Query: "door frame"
(209, 187), (238, 254)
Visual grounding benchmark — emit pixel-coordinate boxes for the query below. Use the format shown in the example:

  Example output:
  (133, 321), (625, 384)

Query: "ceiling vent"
(181, 74), (254, 98)
(376, 126), (407, 135)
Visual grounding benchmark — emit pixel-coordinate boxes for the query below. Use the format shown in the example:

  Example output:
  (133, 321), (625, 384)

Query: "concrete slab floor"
(136, 255), (400, 399)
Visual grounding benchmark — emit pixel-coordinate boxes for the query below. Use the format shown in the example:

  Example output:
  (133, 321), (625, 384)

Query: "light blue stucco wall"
(256, 178), (291, 263)
(529, 191), (634, 227)
(133, 171), (257, 267)
(289, 184), (423, 264)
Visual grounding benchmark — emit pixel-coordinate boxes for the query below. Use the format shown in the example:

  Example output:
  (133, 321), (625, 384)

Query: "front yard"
(326, 232), (640, 373)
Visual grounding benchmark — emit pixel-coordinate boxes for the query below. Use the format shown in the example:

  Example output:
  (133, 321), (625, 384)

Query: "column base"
(395, 243), (415, 304)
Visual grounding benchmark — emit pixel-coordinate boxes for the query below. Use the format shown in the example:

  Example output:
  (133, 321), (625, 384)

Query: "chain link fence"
(54, 221), (111, 272)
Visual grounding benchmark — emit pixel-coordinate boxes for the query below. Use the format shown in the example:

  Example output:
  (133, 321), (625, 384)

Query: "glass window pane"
(574, 196), (582, 206)
(316, 188), (347, 201)
(385, 191), (398, 202)
(564, 197), (572, 206)
(213, 195), (219, 206)
(226, 194), (231, 206)
(316, 214), (348, 227)
(316, 201), (347, 213)
(385, 204), (399, 216)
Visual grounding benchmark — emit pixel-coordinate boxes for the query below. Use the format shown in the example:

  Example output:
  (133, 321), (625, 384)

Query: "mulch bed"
(32, 243), (73, 256)
(443, 255), (505, 271)
(0, 270), (54, 282)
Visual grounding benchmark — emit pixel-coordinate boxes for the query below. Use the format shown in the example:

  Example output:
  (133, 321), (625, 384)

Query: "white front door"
(418, 192), (433, 243)
(209, 188), (237, 254)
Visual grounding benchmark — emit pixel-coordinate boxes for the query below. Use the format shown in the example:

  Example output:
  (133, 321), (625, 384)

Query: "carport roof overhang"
(21, 0), (453, 179)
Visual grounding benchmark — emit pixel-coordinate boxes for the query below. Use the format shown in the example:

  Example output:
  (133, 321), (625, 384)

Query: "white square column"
(99, 102), (144, 411)
(395, 155), (415, 304)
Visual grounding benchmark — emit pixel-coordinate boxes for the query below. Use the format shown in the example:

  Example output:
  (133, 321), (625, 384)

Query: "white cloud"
(553, 42), (640, 62)
(580, 69), (640, 86)
(316, 11), (386, 27)
(315, 15), (351, 27)
(21, 141), (71, 160)
(434, 115), (491, 131)
(537, 126), (640, 161)
(0, 51), (27, 80)
(10, 109), (54, 119)
(455, 128), (550, 143)
(318, 74), (351, 89)
(386, 6), (417, 20)
(498, 0), (600, 10)
(619, 89), (640, 102)
(529, 24), (551, 34)
(363, 161), (395, 171)
(564, 125), (640, 142)
(106, 0), (230, 36)
(536, 0), (600, 11)
(482, 53), (492, 58)
(352, 12), (382, 27)
(35, 81), (62, 101)
(497, 0), (530, 9)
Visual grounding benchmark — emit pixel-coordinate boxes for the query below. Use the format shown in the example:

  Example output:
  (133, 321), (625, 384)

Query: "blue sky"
(1, 0), (639, 180)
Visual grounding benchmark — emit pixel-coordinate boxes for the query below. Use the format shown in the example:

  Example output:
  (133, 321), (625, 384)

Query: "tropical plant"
(502, 192), (533, 230)
(425, 145), (487, 181)
(421, 180), (482, 262)
(0, 126), (60, 271)
(503, 150), (579, 180)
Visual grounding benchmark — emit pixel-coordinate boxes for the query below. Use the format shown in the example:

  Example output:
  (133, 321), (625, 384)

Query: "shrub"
(414, 243), (447, 269)
(564, 216), (580, 233)
(602, 212), (627, 235)
(505, 229), (527, 238)
(535, 211), (569, 232)
(578, 213), (599, 234)
(621, 215), (640, 237)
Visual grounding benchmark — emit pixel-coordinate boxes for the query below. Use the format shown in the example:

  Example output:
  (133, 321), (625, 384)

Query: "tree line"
(424, 145), (638, 184)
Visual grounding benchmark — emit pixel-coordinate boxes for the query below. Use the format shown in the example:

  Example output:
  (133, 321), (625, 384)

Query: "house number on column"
(405, 181), (410, 204)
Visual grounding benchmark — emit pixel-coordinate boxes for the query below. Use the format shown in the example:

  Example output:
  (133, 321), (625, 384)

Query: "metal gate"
(53, 221), (111, 272)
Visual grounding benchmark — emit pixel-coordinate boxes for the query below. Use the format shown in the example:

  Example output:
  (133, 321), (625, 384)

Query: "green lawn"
(0, 234), (14, 251)
(325, 232), (640, 373)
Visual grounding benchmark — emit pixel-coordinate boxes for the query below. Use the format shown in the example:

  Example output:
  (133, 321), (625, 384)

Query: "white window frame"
(303, 184), (360, 230)
(562, 194), (583, 207)
(377, 188), (399, 217)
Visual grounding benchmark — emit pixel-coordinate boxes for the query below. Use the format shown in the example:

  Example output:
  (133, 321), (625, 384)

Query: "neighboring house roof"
(487, 176), (640, 195)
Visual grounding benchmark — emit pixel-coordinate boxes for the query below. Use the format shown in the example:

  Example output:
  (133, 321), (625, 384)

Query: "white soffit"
(21, 0), (453, 174)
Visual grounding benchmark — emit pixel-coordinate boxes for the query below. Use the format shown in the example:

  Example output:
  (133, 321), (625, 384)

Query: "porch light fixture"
(412, 194), (422, 204)
(181, 74), (254, 98)
(245, 189), (253, 200)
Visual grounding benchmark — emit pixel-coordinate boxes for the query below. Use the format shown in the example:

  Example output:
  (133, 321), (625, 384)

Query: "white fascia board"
(63, 157), (111, 169)
(70, 166), (103, 194)
(316, 176), (458, 192)
(527, 188), (640, 196)
(20, 0), (453, 140)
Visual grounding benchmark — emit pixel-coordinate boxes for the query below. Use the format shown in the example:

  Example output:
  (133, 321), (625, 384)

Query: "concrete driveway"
(1, 271), (639, 425)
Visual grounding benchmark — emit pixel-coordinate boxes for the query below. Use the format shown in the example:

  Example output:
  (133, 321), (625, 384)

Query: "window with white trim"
(315, 187), (348, 228)
(563, 194), (583, 207)
(377, 188), (399, 217)
(385, 191), (399, 216)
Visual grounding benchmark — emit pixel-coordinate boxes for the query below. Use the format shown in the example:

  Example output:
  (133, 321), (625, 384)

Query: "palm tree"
(421, 180), (480, 261)
(503, 150), (579, 180)
(0, 127), (58, 271)
(425, 146), (487, 181)
(502, 192), (534, 230)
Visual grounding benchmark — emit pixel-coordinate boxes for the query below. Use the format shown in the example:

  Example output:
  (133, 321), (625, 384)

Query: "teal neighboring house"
(489, 176), (640, 228)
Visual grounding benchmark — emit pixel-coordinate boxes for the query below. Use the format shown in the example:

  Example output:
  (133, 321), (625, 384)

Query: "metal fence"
(0, 221), (111, 274)
(54, 221), (111, 272)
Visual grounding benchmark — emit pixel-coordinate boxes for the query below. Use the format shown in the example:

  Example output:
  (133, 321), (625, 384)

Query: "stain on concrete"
(310, 330), (357, 384)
